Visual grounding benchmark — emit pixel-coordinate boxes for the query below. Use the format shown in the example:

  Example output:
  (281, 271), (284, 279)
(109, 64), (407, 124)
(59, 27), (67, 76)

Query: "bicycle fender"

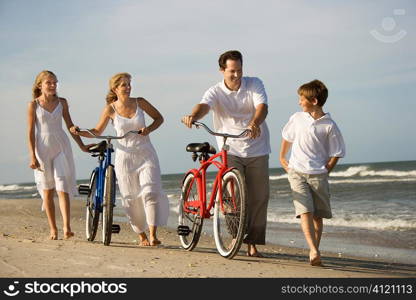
(103, 164), (115, 175)
(223, 167), (237, 175)
(181, 169), (200, 185)
(105, 164), (115, 170)
(89, 168), (99, 185)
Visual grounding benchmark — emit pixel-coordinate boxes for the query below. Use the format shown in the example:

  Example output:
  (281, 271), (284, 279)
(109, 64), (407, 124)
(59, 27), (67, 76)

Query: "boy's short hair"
(297, 79), (328, 106)
(218, 50), (243, 70)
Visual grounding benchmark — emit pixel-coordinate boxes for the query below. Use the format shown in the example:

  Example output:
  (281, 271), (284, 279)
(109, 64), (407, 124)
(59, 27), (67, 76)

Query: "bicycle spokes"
(178, 173), (204, 250)
(213, 169), (247, 259)
(183, 179), (199, 215)
(222, 178), (241, 237)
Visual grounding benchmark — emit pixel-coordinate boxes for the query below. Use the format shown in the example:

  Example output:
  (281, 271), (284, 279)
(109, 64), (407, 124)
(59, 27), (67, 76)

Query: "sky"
(0, 0), (415, 184)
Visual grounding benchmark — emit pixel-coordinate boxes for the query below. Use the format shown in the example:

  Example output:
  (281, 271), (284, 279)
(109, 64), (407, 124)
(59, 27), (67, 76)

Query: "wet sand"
(264, 222), (416, 265)
(0, 199), (415, 278)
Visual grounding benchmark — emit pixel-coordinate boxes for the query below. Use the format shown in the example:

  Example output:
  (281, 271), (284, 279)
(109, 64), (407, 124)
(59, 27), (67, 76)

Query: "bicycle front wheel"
(86, 170), (99, 241)
(102, 165), (115, 246)
(178, 173), (203, 251)
(213, 169), (247, 259)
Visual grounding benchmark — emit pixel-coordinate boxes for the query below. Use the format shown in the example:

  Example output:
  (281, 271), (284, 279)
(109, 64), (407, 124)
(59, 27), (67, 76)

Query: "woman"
(72, 73), (169, 246)
(27, 70), (90, 240)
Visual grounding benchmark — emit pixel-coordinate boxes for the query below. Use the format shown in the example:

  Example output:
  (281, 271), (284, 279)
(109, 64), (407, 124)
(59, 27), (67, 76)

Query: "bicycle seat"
(89, 141), (107, 153)
(186, 142), (217, 154)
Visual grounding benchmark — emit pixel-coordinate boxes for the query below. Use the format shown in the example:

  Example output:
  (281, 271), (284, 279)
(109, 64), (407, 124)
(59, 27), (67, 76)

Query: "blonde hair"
(106, 72), (132, 104)
(32, 70), (58, 101)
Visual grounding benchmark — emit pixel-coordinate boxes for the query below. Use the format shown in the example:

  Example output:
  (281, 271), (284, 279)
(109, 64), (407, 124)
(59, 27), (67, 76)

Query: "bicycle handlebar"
(77, 128), (142, 140)
(192, 121), (250, 139)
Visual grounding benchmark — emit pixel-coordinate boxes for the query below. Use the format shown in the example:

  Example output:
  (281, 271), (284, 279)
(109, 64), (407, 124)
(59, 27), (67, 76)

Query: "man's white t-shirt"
(200, 77), (271, 158)
(282, 112), (346, 174)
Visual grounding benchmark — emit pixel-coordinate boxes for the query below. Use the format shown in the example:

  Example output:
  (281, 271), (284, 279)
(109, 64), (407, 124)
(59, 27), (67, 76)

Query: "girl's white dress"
(34, 99), (77, 208)
(112, 100), (169, 233)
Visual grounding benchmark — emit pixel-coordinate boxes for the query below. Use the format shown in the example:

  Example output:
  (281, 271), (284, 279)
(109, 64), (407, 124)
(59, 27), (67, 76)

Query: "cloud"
(0, 0), (415, 183)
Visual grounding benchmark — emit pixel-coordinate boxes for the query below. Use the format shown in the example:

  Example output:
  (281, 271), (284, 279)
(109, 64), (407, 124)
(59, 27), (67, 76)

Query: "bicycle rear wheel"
(102, 165), (115, 246)
(178, 173), (203, 251)
(213, 169), (247, 259)
(86, 170), (99, 241)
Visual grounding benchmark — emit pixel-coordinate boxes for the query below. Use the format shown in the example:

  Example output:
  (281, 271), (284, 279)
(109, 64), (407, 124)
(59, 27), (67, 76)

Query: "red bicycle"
(177, 121), (250, 259)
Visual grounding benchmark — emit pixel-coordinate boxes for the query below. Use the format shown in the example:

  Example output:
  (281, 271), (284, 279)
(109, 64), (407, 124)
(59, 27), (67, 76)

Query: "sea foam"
(267, 212), (415, 231)
(331, 166), (416, 178)
(269, 166), (416, 181)
(0, 184), (35, 191)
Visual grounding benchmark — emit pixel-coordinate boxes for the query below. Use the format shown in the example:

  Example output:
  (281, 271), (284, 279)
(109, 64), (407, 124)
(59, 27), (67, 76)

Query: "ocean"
(1, 160), (415, 264)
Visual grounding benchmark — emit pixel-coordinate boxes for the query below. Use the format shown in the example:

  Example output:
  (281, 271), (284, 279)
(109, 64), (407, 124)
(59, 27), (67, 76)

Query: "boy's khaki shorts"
(287, 169), (332, 219)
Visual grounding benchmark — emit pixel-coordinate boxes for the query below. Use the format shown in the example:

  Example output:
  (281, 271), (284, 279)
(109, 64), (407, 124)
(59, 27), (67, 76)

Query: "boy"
(279, 79), (345, 266)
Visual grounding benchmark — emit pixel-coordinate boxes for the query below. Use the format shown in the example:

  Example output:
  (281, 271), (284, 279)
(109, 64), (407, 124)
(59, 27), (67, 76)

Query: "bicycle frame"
(79, 128), (141, 213)
(184, 148), (234, 219)
(183, 122), (250, 220)
(92, 144), (114, 213)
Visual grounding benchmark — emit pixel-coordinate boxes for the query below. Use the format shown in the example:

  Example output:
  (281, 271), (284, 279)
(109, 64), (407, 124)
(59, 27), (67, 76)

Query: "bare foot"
(138, 233), (151, 246)
(309, 251), (323, 267)
(138, 239), (151, 246)
(150, 239), (162, 246)
(229, 238), (237, 249)
(247, 244), (263, 257)
(310, 256), (323, 267)
(63, 232), (74, 240)
(49, 232), (58, 240)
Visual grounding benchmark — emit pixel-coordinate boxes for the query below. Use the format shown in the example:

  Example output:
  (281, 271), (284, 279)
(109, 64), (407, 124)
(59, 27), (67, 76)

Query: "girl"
(27, 70), (90, 240)
(72, 73), (169, 246)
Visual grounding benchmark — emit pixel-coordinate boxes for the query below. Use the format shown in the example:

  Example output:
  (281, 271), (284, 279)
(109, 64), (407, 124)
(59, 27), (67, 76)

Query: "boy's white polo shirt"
(282, 112), (345, 174)
(200, 77), (271, 158)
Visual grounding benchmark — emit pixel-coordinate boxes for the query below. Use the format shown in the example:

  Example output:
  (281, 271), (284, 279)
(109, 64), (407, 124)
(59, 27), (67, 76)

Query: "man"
(181, 50), (270, 257)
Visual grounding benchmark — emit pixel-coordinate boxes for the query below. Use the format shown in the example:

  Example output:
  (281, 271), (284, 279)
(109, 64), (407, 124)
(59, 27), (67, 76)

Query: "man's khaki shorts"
(287, 169), (332, 218)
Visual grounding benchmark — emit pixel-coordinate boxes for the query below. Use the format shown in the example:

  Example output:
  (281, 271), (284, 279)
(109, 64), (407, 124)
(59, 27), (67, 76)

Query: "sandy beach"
(0, 199), (415, 278)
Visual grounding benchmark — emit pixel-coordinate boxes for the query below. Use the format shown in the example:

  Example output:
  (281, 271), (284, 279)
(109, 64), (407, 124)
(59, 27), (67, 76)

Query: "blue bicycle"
(77, 129), (141, 245)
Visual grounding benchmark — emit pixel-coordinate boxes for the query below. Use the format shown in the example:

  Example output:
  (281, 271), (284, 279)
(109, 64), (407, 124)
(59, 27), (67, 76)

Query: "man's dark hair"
(218, 50), (243, 70)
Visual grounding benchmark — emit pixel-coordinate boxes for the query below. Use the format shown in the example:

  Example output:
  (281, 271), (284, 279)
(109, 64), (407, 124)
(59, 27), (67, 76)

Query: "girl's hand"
(139, 127), (150, 136)
(70, 125), (80, 135)
(29, 157), (41, 171)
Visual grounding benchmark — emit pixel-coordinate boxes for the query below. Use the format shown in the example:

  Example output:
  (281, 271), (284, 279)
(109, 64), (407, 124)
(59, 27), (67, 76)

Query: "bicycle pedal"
(78, 184), (90, 195)
(177, 225), (191, 236)
(111, 224), (121, 234)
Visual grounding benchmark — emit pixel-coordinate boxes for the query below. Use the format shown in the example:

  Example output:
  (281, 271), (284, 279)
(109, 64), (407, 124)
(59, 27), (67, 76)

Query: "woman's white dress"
(34, 99), (77, 208)
(112, 100), (169, 233)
